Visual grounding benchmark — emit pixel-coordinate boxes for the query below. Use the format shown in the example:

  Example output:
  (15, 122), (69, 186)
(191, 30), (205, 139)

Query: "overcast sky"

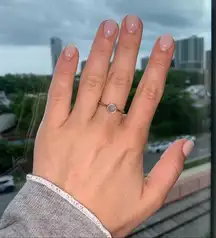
(0, 0), (211, 75)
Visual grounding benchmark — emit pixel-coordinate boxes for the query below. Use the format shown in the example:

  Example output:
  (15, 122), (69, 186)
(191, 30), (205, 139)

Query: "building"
(205, 50), (211, 91)
(183, 84), (210, 108)
(184, 84), (210, 98)
(0, 91), (11, 107)
(175, 35), (204, 71)
(206, 50), (211, 74)
(81, 60), (87, 72)
(141, 57), (149, 70)
(170, 59), (175, 68)
(50, 37), (62, 72)
(0, 114), (16, 133)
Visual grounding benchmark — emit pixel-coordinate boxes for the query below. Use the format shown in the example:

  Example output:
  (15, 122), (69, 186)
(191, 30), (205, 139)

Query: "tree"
(11, 93), (46, 137)
(167, 69), (204, 88)
(72, 79), (80, 106)
(0, 74), (51, 95)
(0, 140), (12, 173)
(0, 140), (35, 174)
(150, 84), (198, 137)
(9, 93), (46, 173)
(0, 105), (12, 114)
(124, 69), (202, 138)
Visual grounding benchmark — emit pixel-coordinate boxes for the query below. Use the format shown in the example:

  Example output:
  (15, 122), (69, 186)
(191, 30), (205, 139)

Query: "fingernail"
(126, 15), (139, 33)
(104, 19), (117, 38)
(64, 45), (76, 60)
(159, 34), (173, 51)
(182, 140), (194, 157)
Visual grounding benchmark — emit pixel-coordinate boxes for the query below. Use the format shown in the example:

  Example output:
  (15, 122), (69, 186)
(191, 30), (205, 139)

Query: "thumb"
(143, 139), (194, 209)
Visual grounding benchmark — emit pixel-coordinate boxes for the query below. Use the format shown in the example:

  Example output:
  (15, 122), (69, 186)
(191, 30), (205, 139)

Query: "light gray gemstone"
(107, 104), (117, 113)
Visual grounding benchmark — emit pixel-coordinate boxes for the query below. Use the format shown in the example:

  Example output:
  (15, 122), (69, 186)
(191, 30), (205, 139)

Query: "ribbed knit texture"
(0, 180), (110, 237)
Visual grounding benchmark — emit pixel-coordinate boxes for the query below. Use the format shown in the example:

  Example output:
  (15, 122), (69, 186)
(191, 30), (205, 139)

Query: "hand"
(33, 15), (194, 237)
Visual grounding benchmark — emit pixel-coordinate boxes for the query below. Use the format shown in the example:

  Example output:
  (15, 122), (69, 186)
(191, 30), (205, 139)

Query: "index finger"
(125, 34), (174, 140)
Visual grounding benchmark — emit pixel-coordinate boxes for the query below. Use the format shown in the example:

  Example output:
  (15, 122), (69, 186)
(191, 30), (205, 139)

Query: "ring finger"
(72, 20), (118, 122)
(95, 15), (143, 124)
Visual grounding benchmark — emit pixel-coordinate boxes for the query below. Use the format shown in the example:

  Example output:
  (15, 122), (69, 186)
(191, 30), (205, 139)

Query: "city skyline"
(0, 0), (210, 75)
(175, 35), (204, 71)
(2, 33), (211, 77)
(141, 35), (211, 72)
(0, 32), (210, 77)
(49, 34), (211, 75)
(50, 37), (62, 72)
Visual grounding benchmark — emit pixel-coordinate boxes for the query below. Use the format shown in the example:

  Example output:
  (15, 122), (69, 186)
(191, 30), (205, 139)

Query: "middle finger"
(95, 15), (143, 123)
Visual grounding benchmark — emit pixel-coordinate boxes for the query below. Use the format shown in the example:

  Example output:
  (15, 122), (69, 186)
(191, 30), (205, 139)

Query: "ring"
(98, 101), (125, 114)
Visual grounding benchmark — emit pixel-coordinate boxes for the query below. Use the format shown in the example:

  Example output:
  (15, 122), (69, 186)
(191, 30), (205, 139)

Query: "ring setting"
(107, 103), (117, 113)
(99, 101), (124, 114)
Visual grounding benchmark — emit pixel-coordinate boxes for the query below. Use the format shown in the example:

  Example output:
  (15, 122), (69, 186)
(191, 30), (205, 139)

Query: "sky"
(0, 0), (211, 75)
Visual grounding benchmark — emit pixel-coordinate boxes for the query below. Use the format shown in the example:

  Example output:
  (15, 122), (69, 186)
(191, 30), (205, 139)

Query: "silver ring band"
(98, 101), (125, 114)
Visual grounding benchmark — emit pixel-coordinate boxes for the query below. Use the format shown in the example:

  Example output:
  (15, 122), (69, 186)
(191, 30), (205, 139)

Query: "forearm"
(0, 178), (111, 238)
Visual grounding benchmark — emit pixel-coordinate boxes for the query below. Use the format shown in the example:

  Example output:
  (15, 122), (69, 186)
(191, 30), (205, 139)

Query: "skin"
(33, 16), (190, 237)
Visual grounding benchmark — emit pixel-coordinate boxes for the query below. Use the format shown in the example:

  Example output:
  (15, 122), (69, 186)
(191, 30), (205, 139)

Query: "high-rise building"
(206, 50), (211, 76)
(141, 57), (149, 70)
(50, 37), (62, 72)
(170, 59), (175, 68)
(81, 60), (87, 72)
(175, 35), (204, 71)
(205, 50), (211, 91)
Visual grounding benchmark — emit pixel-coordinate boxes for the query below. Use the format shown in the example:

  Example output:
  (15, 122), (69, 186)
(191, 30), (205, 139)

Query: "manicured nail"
(126, 15), (139, 33)
(182, 140), (194, 157)
(104, 19), (117, 38)
(159, 34), (173, 51)
(64, 45), (76, 60)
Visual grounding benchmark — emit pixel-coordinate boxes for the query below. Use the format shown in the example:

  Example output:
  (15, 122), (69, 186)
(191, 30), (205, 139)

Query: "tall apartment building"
(141, 57), (149, 70)
(175, 35), (204, 71)
(81, 60), (87, 72)
(205, 50), (211, 91)
(50, 37), (62, 72)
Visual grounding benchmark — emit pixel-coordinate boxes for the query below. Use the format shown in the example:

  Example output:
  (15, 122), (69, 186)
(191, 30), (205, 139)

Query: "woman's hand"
(33, 15), (194, 237)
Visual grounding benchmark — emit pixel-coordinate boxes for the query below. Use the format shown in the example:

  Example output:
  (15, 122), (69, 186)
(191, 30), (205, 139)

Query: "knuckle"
(120, 41), (139, 51)
(108, 71), (131, 87)
(95, 47), (109, 57)
(49, 79), (73, 102)
(48, 89), (71, 102)
(170, 158), (183, 176)
(149, 56), (166, 70)
(140, 82), (159, 101)
(84, 75), (104, 91)
(121, 43), (134, 51)
(54, 60), (76, 77)
(54, 68), (73, 77)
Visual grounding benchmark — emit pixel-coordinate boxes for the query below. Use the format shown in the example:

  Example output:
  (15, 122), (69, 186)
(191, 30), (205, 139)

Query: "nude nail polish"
(104, 19), (117, 38)
(126, 15), (139, 33)
(182, 140), (194, 157)
(64, 45), (76, 60)
(159, 34), (173, 51)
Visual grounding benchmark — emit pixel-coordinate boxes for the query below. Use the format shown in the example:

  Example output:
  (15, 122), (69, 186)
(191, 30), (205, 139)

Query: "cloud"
(0, 0), (115, 46)
(105, 0), (210, 40)
(105, 0), (207, 27)
(0, 0), (211, 74)
(1, 0), (210, 46)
